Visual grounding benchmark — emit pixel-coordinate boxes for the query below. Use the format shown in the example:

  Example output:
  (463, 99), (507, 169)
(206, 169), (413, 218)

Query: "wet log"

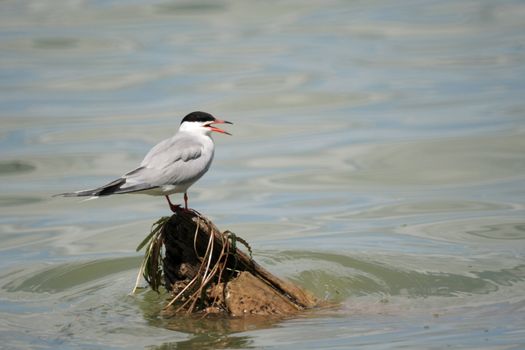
(136, 210), (317, 317)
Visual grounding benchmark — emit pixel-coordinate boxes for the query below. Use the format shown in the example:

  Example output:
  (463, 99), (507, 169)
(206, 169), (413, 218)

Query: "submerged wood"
(138, 210), (317, 317)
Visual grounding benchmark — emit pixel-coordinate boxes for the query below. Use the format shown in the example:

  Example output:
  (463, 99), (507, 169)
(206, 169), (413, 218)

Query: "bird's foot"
(169, 204), (181, 213)
(169, 204), (194, 214)
(166, 195), (190, 213)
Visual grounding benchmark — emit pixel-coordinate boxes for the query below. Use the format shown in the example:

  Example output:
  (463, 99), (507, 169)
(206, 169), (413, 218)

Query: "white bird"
(56, 111), (232, 212)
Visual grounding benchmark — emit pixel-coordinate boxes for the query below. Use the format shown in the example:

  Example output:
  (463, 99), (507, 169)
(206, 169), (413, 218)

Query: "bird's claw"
(169, 204), (194, 214)
(169, 204), (182, 212)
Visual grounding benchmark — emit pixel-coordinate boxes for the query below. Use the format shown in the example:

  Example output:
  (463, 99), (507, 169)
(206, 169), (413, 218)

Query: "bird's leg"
(165, 195), (181, 212)
(184, 192), (189, 210)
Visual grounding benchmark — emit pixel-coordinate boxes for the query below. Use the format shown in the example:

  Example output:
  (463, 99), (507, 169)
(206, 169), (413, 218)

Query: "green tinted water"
(1, 1), (525, 349)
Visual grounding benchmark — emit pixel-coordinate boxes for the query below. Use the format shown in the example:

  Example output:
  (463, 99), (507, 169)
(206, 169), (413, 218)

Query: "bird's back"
(123, 131), (215, 190)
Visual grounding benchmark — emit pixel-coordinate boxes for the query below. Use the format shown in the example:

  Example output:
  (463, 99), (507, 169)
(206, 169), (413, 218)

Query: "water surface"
(1, 1), (525, 349)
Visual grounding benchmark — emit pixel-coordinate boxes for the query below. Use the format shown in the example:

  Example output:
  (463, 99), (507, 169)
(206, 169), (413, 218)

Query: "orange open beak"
(209, 119), (233, 135)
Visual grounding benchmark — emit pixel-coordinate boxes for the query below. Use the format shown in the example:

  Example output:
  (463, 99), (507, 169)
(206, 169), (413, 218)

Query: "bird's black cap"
(181, 111), (215, 124)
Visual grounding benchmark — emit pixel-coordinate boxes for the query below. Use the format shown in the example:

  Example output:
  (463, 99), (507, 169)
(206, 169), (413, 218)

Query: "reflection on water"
(274, 251), (525, 300)
(467, 222), (525, 240)
(3, 257), (139, 293)
(155, 334), (255, 350)
(341, 199), (511, 219)
(399, 217), (525, 244)
(259, 132), (525, 189)
(0, 161), (36, 175)
(1, 0), (525, 349)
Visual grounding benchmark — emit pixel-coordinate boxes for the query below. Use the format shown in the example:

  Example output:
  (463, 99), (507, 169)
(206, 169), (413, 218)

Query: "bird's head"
(179, 111), (233, 136)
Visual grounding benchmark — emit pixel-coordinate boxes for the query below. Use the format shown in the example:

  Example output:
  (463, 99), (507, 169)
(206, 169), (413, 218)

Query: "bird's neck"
(176, 130), (215, 150)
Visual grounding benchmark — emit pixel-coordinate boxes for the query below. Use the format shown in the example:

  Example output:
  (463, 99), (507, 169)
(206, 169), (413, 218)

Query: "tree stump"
(136, 210), (318, 317)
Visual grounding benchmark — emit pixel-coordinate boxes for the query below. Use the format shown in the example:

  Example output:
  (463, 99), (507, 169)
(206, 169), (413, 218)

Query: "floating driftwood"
(134, 210), (317, 317)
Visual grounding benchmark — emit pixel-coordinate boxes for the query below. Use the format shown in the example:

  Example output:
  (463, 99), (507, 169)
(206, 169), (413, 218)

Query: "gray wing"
(55, 132), (213, 197)
(140, 133), (203, 169)
(120, 133), (213, 189)
(54, 176), (154, 198)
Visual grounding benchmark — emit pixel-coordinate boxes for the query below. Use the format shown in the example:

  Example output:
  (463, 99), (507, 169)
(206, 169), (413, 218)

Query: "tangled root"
(134, 210), (317, 317)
